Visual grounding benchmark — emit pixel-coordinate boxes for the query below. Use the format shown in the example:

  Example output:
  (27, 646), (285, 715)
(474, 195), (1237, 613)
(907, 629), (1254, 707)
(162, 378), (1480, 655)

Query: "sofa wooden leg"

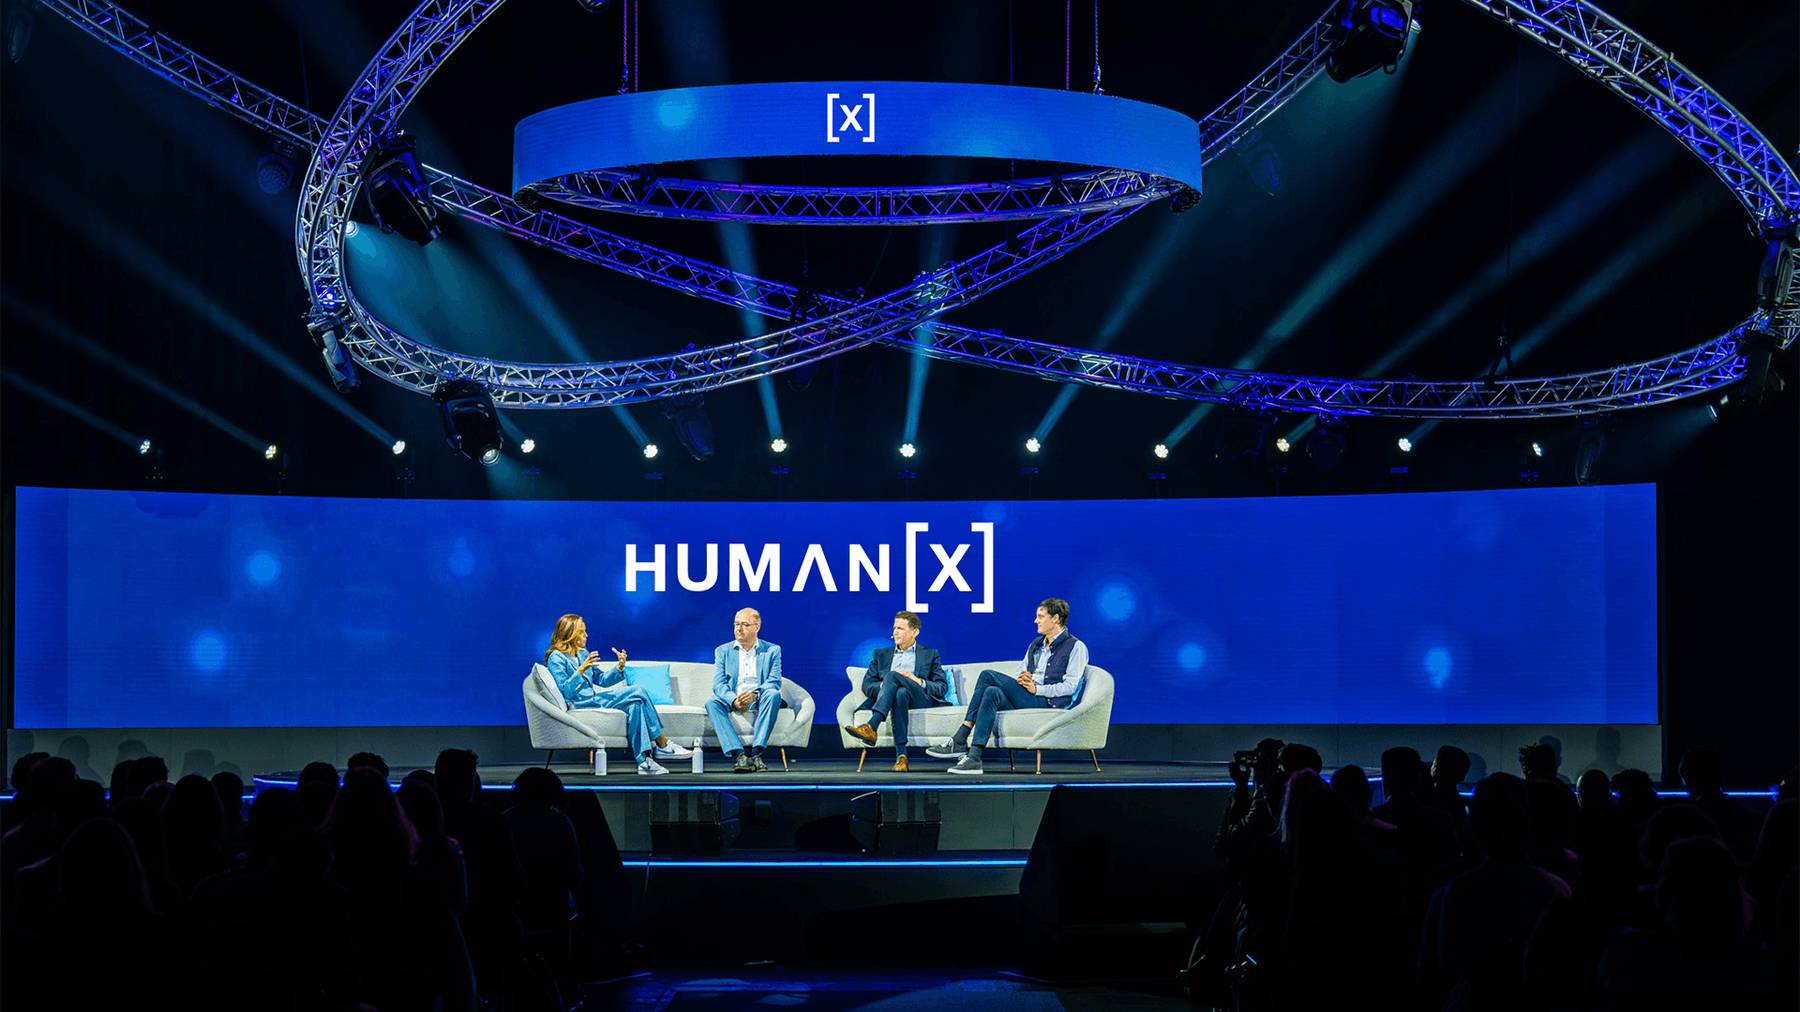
(1036, 750), (1043, 775)
(780, 748), (790, 772)
(857, 750), (867, 773)
(1090, 749), (1102, 773)
(1009, 750), (1016, 772)
(544, 750), (554, 769)
(587, 748), (595, 768)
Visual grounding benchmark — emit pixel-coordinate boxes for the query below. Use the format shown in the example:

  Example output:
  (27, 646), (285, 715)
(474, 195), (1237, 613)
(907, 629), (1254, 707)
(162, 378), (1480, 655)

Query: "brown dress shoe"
(892, 755), (910, 772)
(844, 723), (878, 746)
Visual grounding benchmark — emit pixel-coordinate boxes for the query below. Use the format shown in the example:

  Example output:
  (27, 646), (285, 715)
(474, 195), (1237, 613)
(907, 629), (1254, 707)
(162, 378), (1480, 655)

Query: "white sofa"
(524, 661), (815, 770)
(835, 661), (1115, 773)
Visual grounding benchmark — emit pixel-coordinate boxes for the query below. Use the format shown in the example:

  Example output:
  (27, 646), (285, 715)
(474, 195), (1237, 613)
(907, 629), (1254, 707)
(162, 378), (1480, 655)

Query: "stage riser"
(595, 788), (1052, 852)
(4, 724), (1667, 786)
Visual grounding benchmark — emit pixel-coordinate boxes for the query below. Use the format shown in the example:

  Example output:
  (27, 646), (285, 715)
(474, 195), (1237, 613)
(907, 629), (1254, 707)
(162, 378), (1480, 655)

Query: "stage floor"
(255, 759), (1235, 792)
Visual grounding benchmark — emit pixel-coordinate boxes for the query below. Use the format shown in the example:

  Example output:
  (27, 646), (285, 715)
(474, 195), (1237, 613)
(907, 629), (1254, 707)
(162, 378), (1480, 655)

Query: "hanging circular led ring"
(513, 81), (1203, 225)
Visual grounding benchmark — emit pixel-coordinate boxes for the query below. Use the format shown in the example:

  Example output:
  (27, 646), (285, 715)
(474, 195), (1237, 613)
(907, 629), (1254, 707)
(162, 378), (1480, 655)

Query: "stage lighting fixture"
(1305, 424), (1347, 471)
(657, 393), (716, 461)
(1738, 327), (1787, 404)
(899, 443), (917, 459)
(770, 438), (788, 454)
(5, 4), (33, 65)
(432, 378), (504, 466)
(1153, 443), (1170, 459)
(520, 438), (537, 454)
(138, 439), (153, 455)
(360, 130), (440, 245)
(1755, 221), (1795, 313)
(1574, 426), (1607, 486)
(305, 311), (360, 394)
(344, 219), (360, 238)
(1396, 437), (1413, 453)
(1169, 186), (1202, 214)
(1025, 437), (1042, 454)
(264, 444), (279, 461)
(643, 443), (660, 459)
(1326, 0), (1415, 83)
(391, 440), (407, 455)
(256, 149), (293, 195)
(1274, 437), (1291, 453)
(1530, 441), (1544, 458)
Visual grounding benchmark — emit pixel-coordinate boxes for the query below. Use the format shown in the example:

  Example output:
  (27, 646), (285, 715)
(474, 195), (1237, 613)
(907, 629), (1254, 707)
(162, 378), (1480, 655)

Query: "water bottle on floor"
(692, 737), (704, 774)
(593, 747), (607, 776)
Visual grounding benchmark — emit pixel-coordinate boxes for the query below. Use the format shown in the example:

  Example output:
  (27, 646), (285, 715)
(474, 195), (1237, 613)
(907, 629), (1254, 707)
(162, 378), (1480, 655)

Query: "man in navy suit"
(707, 607), (784, 773)
(843, 611), (950, 772)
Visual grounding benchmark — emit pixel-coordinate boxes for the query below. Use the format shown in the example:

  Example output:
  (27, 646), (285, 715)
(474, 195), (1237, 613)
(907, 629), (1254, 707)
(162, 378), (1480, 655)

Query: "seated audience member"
(505, 768), (582, 944)
(211, 770), (247, 860)
(1677, 745), (1762, 863)
(1597, 836), (1778, 1006)
(928, 598), (1087, 775)
(1417, 774), (1570, 1011)
(345, 751), (391, 780)
(1429, 745), (1473, 852)
(706, 608), (786, 774)
(1610, 767), (1662, 835)
(543, 613), (689, 775)
(843, 610), (952, 771)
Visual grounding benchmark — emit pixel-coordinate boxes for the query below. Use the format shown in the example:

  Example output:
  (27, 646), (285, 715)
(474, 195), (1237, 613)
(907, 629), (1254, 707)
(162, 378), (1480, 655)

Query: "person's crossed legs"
(928, 669), (1048, 773)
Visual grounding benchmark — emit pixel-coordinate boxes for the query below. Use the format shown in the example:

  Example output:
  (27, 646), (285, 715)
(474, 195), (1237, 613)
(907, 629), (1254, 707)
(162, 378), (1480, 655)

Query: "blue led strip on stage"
(512, 82), (1204, 198)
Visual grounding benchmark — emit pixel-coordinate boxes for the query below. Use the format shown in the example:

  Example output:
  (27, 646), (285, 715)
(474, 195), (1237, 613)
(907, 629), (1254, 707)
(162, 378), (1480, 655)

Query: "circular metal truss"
(41, 0), (1800, 419)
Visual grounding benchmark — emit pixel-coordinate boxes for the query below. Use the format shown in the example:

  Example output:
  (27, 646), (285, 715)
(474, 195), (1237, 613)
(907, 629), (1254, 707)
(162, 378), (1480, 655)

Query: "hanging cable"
(1091, 1), (1103, 94)
(1064, 0), (1070, 90)
(618, 0), (630, 95)
(632, 0), (640, 92)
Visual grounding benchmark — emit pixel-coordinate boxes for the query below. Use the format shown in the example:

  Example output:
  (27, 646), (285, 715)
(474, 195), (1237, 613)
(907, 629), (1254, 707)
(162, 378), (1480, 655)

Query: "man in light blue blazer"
(706, 607), (785, 773)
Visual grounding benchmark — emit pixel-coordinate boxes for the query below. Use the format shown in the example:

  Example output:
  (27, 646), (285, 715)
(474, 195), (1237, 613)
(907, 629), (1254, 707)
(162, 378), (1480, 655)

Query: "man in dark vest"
(928, 597), (1088, 775)
(843, 610), (951, 772)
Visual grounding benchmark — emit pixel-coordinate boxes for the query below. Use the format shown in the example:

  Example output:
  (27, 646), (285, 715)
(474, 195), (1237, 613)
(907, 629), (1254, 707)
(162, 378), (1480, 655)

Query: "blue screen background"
(10, 485), (1658, 727)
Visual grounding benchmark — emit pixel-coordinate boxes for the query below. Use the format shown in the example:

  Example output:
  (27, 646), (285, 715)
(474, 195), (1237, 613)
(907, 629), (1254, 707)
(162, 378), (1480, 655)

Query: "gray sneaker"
(732, 752), (755, 773)
(925, 741), (968, 761)
(946, 753), (984, 776)
(750, 751), (769, 773)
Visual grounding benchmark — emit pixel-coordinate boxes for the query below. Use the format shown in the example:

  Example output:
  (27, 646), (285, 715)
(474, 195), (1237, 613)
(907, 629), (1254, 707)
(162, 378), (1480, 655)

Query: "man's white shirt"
(735, 641), (760, 695)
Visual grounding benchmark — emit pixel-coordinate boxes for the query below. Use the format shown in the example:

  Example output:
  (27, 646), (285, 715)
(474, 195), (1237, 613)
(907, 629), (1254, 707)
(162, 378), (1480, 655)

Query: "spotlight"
(391, 439), (407, 455)
(138, 439), (153, 456)
(643, 443), (659, 460)
(1025, 437), (1042, 454)
(770, 438), (788, 454)
(1169, 186), (1202, 214)
(1274, 437), (1291, 453)
(432, 378), (503, 466)
(1574, 426), (1607, 486)
(1326, 0), (1415, 83)
(344, 219), (360, 238)
(1530, 441), (1544, 458)
(360, 130), (440, 245)
(657, 390), (715, 461)
(1396, 437), (1413, 453)
(264, 444), (279, 461)
(305, 311), (360, 394)
(256, 150), (293, 195)
(1739, 327), (1788, 404)
(520, 438), (536, 454)
(899, 442), (917, 459)
(1153, 443), (1170, 459)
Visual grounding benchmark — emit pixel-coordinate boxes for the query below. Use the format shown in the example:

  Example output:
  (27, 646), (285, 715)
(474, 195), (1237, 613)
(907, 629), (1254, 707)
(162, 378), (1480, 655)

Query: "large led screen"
(11, 485), (1658, 727)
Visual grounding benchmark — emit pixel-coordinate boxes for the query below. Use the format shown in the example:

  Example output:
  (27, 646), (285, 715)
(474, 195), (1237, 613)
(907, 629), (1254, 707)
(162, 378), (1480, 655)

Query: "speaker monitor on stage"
(648, 790), (742, 854)
(847, 790), (941, 855)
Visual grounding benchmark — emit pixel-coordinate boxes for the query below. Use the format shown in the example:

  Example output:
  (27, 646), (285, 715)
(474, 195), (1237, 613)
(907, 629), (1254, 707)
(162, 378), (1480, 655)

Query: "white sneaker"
(636, 757), (670, 776)
(654, 741), (694, 759)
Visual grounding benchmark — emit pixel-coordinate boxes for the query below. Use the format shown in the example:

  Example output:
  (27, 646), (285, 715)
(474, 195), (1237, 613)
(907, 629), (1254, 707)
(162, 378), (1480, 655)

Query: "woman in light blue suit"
(543, 613), (690, 775)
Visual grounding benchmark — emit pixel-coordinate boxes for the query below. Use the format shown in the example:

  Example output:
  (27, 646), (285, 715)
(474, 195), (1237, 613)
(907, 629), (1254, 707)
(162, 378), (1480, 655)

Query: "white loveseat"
(835, 660), (1115, 772)
(524, 661), (815, 769)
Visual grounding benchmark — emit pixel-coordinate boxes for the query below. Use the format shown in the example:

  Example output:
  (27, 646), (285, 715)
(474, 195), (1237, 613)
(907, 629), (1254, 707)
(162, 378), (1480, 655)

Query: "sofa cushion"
(942, 665), (959, 707)
(624, 663), (675, 705)
(532, 663), (568, 711)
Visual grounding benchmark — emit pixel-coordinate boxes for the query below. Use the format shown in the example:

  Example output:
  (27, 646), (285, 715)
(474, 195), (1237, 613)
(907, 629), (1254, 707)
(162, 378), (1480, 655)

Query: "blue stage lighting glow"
(244, 551), (281, 586)
(899, 443), (917, 459)
(1153, 443), (1169, 459)
(642, 443), (659, 460)
(1397, 437), (1413, 453)
(1024, 437), (1041, 454)
(189, 631), (227, 673)
(138, 439), (153, 455)
(392, 439), (407, 455)
(446, 538), (477, 578)
(1178, 642), (1209, 672)
(1097, 582), (1137, 623)
(519, 438), (536, 455)
(1424, 646), (1454, 689)
(620, 857), (1027, 869)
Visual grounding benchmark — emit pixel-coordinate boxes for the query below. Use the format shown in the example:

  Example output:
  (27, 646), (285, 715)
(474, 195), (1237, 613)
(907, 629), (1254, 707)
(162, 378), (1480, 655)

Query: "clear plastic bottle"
(691, 737), (704, 774)
(593, 746), (607, 776)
